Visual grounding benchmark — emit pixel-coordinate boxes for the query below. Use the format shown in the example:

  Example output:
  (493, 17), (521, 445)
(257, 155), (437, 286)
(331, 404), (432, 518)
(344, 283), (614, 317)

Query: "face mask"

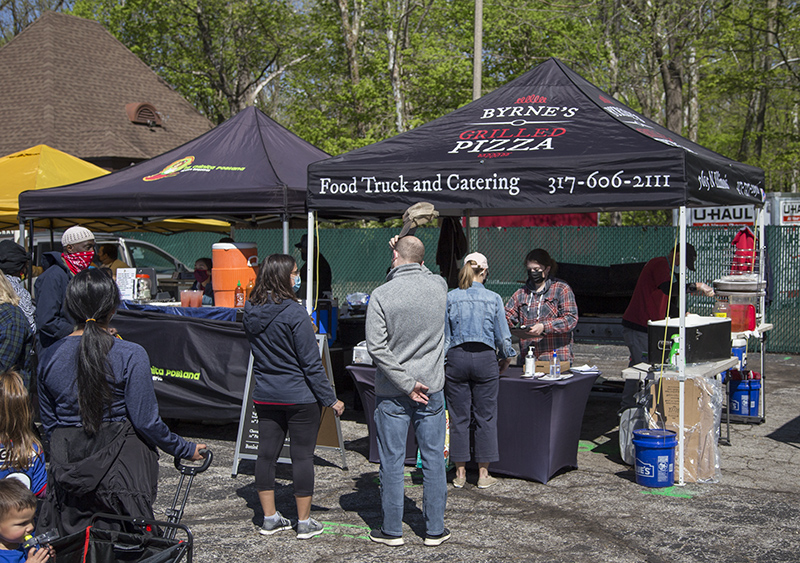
(292, 274), (301, 292)
(194, 270), (209, 284)
(63, 251), (95, 275)
(528, 269), (545, 285)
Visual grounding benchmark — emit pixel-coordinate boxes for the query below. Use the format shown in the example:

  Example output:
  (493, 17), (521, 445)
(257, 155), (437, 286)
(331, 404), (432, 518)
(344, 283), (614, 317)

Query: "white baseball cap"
(463, 252), (488, 270)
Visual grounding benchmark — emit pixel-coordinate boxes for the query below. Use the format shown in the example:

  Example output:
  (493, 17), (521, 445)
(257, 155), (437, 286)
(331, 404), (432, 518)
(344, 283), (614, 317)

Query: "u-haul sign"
(778, 199), (800, 225)
(688, 205), (755, 226)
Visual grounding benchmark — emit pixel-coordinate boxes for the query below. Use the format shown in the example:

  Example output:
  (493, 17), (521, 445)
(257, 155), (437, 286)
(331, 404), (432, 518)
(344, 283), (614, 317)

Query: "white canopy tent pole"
(758, 206), (766, 325)
(758, 205), (767, 416)
(305, 211), (315, 314)
(282, 215), (289, 254)
(677, 205), (688, 485)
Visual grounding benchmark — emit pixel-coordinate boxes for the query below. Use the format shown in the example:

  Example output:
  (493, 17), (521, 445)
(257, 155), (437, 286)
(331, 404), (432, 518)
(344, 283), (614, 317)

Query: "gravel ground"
(153, 344), (800, 562)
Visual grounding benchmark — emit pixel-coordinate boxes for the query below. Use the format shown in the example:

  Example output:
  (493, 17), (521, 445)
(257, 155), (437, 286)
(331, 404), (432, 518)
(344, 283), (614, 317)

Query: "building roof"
(0, 11), (213, 166)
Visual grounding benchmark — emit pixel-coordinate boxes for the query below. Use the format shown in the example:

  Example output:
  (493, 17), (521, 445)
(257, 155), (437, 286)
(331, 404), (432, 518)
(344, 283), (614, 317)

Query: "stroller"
(44, 449), (213, 563)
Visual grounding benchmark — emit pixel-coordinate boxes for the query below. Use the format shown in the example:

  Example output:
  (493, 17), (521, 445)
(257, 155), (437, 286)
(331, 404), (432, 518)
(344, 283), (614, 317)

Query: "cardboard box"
(534, 360), (571, 374)
(648, 316), (732, 364)
(648, 375), (722, 483)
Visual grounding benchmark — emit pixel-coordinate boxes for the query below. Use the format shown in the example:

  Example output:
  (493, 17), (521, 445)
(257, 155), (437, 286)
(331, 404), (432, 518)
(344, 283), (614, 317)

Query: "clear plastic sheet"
(644, 374), (723, 483)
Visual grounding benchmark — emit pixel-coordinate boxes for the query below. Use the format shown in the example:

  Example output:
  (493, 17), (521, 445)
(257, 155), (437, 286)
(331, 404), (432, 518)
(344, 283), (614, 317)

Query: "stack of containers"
(212, 242), (258, 307)
(712, 240), (764, 333)
(713, 237), (765, 419)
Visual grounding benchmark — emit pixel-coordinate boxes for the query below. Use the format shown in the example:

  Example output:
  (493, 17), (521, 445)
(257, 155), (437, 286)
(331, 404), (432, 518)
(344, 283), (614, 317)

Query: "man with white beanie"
(34, 226), (95, 351)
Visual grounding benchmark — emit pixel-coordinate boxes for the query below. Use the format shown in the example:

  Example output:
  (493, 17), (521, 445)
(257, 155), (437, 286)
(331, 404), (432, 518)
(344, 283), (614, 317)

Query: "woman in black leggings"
(243, 254), (344, 540)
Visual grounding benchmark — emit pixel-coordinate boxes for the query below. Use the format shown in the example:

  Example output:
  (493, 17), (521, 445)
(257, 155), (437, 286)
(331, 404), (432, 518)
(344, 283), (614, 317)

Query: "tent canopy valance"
(18, 107), (329, 232)
(308, 58), (764, 219)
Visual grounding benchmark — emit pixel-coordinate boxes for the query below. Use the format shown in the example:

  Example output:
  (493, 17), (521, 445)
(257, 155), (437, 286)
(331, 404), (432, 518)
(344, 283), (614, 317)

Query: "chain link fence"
(123, 225), (799, 354)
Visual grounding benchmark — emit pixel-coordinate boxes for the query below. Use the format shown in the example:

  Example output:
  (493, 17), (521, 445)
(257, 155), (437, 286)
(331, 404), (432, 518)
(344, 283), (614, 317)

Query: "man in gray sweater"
(366, 235), (450, 547)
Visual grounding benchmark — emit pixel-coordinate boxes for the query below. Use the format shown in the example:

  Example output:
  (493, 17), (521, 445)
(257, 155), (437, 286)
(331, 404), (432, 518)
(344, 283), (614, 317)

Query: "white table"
(622, 357), (739, 381)
(622, 357), (738, 485)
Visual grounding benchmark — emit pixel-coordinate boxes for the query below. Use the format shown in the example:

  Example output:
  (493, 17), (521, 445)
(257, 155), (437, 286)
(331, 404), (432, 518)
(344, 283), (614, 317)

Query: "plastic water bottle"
(550, 350), (560, 376)
(524, 348), (535, 376)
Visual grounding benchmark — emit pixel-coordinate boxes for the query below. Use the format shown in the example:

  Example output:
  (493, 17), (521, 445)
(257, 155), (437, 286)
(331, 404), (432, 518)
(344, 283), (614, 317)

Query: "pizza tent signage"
(308, 58), (763, 218)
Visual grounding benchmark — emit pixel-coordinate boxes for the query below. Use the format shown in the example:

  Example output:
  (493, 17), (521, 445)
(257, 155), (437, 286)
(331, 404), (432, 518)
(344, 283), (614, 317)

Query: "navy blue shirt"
(38, 336), (195, 459)
(243, 299), (337, 407)
(34, 252), (73, 350)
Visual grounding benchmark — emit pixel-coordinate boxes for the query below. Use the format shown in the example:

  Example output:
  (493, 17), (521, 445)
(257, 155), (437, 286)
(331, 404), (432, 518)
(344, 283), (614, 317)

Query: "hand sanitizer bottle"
(524, 348), (535, 376)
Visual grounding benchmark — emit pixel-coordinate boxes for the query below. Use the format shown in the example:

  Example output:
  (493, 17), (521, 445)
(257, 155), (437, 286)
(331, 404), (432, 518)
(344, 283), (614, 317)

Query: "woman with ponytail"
(444, 253), (516, 489)
(36, 269), (205, 534)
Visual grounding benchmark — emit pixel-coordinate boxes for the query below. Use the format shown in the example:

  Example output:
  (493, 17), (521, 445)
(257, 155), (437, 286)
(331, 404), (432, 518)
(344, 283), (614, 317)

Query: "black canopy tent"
(15, 108), (332, 423)
(18, 107), (329, 242)
(305, 57), (765, 323)
(308, 58), (763, 218)
(305, 60), (766, 485)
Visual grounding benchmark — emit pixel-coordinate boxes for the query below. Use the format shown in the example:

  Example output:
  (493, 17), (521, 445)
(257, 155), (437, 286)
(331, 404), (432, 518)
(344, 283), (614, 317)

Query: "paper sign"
(116, 268), (136, 300)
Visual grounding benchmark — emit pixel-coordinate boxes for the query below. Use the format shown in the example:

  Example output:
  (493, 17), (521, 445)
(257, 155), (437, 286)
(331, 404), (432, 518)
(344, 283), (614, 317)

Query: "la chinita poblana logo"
(143, 156), (246, 181)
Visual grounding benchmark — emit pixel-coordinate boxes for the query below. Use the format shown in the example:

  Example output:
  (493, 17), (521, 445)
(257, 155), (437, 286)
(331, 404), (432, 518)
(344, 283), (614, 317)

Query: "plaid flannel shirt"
(0, 303), (31, 376)
(504, 279), (578, 363)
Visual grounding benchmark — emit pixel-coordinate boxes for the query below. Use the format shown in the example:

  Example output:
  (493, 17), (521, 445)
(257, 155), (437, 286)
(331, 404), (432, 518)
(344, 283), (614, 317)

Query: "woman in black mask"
(191, 257), (214, 305)
(504, 249), (578, 365)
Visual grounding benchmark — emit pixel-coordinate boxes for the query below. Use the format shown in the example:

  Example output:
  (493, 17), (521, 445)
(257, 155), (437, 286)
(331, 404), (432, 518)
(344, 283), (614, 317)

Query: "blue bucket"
(632, 429), (677, 488)
(749, 380), (761, 417)
(730, 380), (751, 416)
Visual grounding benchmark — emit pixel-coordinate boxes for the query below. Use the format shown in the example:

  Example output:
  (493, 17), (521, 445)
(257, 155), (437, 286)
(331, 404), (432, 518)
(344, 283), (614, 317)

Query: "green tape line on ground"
(578, 440), (617, 455)
(321, 521), (371, 540)
(640, 486), (693, 498)
(372, 471), (422, 488)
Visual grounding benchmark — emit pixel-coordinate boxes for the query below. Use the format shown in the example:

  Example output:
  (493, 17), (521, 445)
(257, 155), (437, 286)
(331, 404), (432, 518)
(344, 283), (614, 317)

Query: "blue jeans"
(374, 391), (447, 537)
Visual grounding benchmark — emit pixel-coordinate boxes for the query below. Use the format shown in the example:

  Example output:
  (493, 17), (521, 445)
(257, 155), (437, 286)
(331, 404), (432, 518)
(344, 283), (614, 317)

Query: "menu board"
(231, 334), (347, 476)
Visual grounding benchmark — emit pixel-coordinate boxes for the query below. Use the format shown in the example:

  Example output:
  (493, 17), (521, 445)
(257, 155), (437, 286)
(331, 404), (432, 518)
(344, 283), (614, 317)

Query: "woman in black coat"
(243, 254), (344, 540)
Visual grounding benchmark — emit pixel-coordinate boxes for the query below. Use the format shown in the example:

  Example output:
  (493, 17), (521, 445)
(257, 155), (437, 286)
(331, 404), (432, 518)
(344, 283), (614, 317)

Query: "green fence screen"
(122, 225), (799, 354)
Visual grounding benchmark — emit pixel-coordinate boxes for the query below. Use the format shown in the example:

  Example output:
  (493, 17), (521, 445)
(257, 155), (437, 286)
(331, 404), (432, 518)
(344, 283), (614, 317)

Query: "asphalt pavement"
(156, 344), (800, 563)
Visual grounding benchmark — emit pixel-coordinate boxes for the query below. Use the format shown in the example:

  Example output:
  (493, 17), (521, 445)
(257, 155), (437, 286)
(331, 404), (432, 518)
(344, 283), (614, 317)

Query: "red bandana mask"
(63, 250), (95, 275)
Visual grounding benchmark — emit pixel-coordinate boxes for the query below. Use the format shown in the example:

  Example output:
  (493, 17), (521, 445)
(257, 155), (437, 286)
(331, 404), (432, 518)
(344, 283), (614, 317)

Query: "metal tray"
(713, 278), (766, 292)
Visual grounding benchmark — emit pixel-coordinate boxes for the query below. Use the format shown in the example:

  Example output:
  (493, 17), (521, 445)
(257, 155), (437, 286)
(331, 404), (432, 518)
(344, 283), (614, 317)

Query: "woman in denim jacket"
(444, 252), (516, 489)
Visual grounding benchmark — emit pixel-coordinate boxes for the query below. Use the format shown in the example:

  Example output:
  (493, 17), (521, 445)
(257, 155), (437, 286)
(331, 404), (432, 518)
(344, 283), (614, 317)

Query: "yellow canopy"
(0, 144), (109, 211)
(1, 145), (229, 233)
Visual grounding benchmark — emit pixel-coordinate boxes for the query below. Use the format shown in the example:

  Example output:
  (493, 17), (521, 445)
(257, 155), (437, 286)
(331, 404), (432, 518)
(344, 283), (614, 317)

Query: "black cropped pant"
(254, 402), (321, 497)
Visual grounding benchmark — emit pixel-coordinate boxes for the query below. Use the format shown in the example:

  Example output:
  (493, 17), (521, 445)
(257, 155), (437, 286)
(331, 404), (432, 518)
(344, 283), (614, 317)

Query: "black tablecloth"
(346, 365), (598, 482)
(113, 308), (248, 421)
(492, 368), (598, 482)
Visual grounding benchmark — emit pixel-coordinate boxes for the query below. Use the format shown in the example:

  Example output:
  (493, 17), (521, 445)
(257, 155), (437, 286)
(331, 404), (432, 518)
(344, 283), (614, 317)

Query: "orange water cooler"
(212, 242), (258, 307)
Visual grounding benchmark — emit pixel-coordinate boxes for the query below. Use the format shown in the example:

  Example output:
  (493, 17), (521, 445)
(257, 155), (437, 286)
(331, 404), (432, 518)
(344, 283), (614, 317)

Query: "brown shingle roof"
(0, 12), (213, 165)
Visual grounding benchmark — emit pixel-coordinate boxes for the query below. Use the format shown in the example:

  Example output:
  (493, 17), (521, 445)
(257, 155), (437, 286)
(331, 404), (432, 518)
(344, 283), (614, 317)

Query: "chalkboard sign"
(231, 334), (347, 476)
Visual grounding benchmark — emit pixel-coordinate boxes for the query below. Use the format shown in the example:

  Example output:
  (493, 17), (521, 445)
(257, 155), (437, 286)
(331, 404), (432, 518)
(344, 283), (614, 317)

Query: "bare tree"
(0, 0), (71, 44)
